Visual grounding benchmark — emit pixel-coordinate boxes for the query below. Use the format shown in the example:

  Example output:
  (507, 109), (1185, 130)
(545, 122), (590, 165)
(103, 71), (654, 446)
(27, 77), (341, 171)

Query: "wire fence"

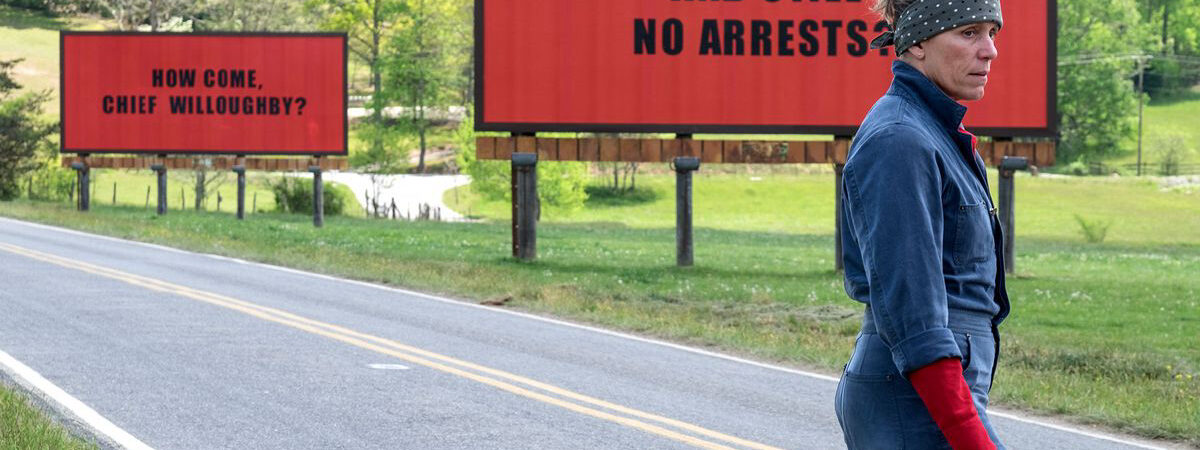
(1086, 162), (1200, 176)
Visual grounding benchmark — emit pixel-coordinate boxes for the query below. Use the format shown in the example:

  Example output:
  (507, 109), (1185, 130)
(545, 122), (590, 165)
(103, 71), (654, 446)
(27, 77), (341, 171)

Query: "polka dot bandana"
(869, 0), (1003, 55)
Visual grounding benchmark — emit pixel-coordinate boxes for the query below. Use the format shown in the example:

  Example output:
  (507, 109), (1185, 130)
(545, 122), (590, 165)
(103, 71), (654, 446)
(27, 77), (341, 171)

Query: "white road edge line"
(0, 217), (1173, 449)
(0, 349), (154, 450)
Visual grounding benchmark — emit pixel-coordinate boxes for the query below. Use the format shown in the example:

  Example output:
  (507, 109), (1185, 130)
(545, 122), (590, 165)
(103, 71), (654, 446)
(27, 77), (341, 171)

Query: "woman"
(834, 0), (1009, 449)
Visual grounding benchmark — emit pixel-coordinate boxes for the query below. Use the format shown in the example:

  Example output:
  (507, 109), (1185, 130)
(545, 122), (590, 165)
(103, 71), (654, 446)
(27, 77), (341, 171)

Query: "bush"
(0, 59), (56, 201)
(1074, 214), (1112, 243)
(26, 161), (73, 201)
(269, 177), (352, 216)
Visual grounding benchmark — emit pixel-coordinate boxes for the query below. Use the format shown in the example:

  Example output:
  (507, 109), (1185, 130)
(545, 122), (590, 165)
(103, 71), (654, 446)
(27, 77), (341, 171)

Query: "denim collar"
(886, 60), (968, 134)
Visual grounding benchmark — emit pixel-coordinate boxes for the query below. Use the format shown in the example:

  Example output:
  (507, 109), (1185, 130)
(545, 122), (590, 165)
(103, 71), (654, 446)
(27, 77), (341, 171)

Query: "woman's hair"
(871, 0), (918, 24)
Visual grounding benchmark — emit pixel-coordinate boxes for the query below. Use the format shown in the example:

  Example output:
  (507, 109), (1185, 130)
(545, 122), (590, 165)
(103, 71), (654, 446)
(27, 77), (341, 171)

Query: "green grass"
(1107, 85), (1200, 170)
(0, 382), (98, 450)
(450, 169), (1200, 245)
(0, 6), (111, 118)
(1, 170), (1197, 445)
(79, 169), (279, 214)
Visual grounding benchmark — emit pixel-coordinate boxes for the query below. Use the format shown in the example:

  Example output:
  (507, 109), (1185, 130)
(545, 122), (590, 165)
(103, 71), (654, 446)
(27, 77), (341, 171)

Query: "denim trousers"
(834, 310), (1005, 450)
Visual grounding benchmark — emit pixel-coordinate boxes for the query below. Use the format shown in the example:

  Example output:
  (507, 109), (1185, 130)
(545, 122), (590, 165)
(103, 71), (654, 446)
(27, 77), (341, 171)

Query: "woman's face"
(908, 22), (1000, 101)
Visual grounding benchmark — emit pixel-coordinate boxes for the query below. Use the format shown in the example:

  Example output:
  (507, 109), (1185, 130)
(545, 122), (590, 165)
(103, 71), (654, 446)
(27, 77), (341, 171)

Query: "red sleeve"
(909, 357), (997, 450)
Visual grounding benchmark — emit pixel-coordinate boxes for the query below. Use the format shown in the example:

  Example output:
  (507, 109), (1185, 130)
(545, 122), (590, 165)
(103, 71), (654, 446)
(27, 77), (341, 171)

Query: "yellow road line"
(0, 242), (785, 450)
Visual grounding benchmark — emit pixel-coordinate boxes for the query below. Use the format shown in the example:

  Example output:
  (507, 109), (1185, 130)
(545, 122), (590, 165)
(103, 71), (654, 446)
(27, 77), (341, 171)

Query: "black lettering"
(229, 70), (245, 88)
(269, 97), (280, 115)
(778, 20), (795, 56)
(146, 96), (156, 114)
(216, 96), (227, 114)
(282, 97), (293, 115)
(204, 69), (216, 87)
(116, 96), (129, 114)
(663, 19), (684, 55)
(218, 70), (229, 87)
(256, 97), (268, 114)
(244, 97), (255, 114)
(102, 96), (114, 113)
(798, 20), (819, 56)
(847, 20), (868, 56)
(700, 20), (721, 55)
(823, 20), (843, 56)
(169, 96), (187, 114)
(751, 20), (772, 56)
(635, 19), (655, 55)
(724, 20), (744, 56)
(227, 97), (239, 115)
(248, 71), (257, 88)
(179, 69), (195, 87)
(151, 70), (163, 87)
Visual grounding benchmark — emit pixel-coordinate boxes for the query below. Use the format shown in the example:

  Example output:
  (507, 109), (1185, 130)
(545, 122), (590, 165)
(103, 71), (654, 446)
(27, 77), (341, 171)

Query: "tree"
(1056, 0), (1157, 163)
(455, 108), (589, 216)
(96, 0), (197, 31)
(383, 0), (455, 173)
(194, 0), (314, 32)
(0, 59), (56, 201)
(307, 0), (408, 156)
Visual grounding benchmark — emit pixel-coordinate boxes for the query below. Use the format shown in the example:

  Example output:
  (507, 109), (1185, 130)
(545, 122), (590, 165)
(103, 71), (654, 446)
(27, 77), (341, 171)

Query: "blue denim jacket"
(840, 60), (1010, 376)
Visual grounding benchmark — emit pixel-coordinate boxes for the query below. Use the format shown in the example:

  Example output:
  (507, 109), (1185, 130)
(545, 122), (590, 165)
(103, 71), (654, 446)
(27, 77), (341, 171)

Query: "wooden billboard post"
(69, 158), (89, 212)
(309, 162), (324, 228)
(673, 156), (700, 267)
(511, 152), (538, 261)
(233, 162), (246, 220)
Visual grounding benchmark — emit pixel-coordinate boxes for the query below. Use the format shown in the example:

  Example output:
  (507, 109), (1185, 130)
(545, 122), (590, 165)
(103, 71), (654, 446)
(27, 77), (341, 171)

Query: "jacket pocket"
(953, 202), (994, 265)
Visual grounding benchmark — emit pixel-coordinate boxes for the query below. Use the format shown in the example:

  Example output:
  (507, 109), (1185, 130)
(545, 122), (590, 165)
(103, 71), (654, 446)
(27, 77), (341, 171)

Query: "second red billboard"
(477, 0), (1054, 137)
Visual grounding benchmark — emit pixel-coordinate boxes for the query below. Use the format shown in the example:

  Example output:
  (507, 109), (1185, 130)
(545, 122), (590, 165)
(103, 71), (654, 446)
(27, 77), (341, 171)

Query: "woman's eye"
(963, 30), (976, 37)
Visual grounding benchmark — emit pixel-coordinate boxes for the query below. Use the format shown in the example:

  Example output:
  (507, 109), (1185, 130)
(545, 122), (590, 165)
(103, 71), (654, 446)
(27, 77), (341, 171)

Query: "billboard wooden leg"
(673, 157), (700, 267)
(151, 164), (167, 215)
(233, 164), (246, 220)
(512, 153), (538, 261)
(69, 160), (90, 212)
(309, 164), (324, 228)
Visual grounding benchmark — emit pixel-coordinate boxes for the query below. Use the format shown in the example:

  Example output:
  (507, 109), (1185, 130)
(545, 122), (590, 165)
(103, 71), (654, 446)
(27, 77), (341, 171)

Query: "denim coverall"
(834, 60), (1011, 449)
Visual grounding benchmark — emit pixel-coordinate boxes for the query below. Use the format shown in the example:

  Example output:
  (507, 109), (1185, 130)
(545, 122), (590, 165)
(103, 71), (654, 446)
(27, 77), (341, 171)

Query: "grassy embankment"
(1, 170), (1197, 444)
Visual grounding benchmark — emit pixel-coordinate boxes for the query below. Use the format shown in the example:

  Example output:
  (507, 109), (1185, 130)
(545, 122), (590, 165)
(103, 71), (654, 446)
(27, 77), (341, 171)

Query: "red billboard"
(61, 32), (346, 155)
(476, 0), (1055, 137)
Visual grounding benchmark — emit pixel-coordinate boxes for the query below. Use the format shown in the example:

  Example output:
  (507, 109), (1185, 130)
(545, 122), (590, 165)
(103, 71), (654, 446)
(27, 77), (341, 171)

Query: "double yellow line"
(0, 242), (785, 450)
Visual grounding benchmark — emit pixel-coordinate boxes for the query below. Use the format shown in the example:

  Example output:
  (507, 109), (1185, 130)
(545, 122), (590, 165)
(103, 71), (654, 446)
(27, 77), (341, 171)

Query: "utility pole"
(1136, 56), (1148, 176)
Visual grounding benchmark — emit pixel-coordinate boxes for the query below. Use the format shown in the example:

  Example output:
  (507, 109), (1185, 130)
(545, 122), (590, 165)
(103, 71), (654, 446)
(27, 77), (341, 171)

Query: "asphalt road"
(0, 217), (1176, 450)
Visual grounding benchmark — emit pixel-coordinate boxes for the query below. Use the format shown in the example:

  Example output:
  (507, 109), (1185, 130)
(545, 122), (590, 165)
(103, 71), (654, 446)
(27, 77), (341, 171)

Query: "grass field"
(0, 6), (110, 118)
(1106, 86), (1200, 170)
(2, 169), (1197, 445)
(0, 382), (97, 450)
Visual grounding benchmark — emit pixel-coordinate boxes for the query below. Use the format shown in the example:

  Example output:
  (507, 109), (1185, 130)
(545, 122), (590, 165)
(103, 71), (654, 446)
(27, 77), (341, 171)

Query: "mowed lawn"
(1, 169), (1196, 444)
(0, 6), (110, 118)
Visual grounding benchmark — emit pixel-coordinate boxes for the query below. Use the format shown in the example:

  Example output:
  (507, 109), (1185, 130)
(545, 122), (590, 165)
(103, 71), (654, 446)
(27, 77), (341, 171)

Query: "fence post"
(998, 156), (1028, 274)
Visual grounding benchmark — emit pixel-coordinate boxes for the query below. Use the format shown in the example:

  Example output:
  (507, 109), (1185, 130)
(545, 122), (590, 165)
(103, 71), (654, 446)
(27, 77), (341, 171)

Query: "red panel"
(480, 0), (1051, 134)
(62, 33), (345, 154)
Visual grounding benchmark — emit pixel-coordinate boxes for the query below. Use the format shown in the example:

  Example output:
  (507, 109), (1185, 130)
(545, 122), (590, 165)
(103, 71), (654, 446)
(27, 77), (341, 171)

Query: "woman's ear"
(907, 42), (926, 60)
